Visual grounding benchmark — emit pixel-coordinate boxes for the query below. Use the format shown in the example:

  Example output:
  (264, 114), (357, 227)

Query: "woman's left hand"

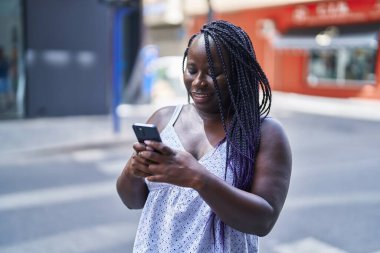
(138, 140), (206, 189)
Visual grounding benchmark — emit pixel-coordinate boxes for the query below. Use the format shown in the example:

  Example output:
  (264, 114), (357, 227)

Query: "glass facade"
(308, 47), (377, 86)
(0, 0), (25, 118)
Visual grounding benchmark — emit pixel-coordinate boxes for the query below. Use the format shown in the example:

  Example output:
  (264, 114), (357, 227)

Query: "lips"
(191, 92), (211, 98)
(190, 91), (214, 104)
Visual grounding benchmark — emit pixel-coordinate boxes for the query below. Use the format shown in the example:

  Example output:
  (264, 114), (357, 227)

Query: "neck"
(192, 104), (233, 127)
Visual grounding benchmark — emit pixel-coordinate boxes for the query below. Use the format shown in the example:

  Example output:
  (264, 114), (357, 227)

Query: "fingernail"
(144, 140), (151, 145)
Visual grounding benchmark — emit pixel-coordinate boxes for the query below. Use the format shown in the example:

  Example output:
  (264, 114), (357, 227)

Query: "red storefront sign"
(291, 0), (380, 27)
(186, 0), (380, 99)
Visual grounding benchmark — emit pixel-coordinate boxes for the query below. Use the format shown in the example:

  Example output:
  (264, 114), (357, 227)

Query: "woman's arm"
(195, 117), (292, 236)
(116, 150), (149, 209)
(143, 117), (292, 235)
(116, 106), (175, 209)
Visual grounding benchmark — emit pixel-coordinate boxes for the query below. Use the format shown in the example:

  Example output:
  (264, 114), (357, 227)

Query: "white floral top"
(133, 105), (258, 253)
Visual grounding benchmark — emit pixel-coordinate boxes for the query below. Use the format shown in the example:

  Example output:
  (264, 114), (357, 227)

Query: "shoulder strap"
(168, 104), (183, 126)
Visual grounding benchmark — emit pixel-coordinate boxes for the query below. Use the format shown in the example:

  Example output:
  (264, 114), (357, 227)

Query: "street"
(0, 106), (380, 253)
(261, 111), (380, 253)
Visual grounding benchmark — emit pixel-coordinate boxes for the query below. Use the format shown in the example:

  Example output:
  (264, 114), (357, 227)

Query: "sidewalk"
(0, 114), (147, 157)
(272, 92), (380, 122)
(0, 92), (379, 157)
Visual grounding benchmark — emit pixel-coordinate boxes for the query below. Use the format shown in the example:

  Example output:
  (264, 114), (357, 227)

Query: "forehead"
(188, 34), (228, 65)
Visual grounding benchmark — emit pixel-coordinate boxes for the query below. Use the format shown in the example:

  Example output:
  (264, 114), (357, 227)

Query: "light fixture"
(315, 26), (339, 47)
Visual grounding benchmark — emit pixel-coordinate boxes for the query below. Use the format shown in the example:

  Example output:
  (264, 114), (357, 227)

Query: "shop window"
(308, 47), (377, 86)
(0, 0), (24, 118)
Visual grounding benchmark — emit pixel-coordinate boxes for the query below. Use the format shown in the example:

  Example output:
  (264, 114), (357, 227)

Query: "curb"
(1, 92), (379, 159)
(272, 92), (380, 122)
(0, 136), (135, 159)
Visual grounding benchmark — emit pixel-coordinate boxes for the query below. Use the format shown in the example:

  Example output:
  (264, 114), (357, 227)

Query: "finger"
(133, 154), (151, 166)
(133, 169), (152, 178)
(146, 163), (160, 174)
(136, 152), (157, 165)
(139, 150), (163, 164)
(145, 146), (154, 151)
(144, 141), (174, 156)
(131, 156), (153, 175)
(133, 142), (146, 152)
(146, 175), (166, 182)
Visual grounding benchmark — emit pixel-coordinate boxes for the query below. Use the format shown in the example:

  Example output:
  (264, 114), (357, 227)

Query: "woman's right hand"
(117, 142), (150, 209)
(129, 142), (153, 178)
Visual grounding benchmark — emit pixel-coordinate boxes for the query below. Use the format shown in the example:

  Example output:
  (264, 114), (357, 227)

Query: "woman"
(117, 20), (292, 253)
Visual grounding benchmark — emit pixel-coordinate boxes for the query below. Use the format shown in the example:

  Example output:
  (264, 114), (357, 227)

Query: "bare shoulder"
(257, 116), (292, 165)
(146, 105), (176, 132)
(260, 117), (290, 146)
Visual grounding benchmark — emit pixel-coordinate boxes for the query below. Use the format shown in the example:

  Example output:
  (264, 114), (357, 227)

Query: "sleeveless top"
(133, 104), (258, 253)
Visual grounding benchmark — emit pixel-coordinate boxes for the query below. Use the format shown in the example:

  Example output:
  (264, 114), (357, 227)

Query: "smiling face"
(183, 34), (230, 115)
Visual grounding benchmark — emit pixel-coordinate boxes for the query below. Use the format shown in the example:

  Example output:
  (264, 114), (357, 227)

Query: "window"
(308, 47), (377, 86)
(274, 24), (379, 87)
(0, 0), (24, 118)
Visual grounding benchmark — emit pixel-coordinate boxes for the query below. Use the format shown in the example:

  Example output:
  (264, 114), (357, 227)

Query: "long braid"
(182, 20), (272, 248)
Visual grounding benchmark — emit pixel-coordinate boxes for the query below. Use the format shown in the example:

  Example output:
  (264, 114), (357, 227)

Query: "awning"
(273, 32), (378, 50)
(183, 0), (325, 16)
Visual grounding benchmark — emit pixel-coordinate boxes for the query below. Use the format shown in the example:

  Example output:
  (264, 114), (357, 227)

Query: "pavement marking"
(0, 222), (137, 253)
(2, 176), (379, 212)
(96, 159), (126, 176)
(274, 237), (348, 253)
(71, 149), (107, 162)
(0, 181), (115, 211)
(285, 191), (380, 210)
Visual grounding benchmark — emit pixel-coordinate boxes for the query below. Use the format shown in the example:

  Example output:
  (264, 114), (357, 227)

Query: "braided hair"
(182, 20), (272, 246)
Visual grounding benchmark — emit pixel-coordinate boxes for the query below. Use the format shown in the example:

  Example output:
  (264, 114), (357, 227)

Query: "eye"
(186, 65), (197, 75)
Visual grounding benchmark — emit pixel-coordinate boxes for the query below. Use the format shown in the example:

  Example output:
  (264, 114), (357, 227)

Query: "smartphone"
(132, 123), (162, 143)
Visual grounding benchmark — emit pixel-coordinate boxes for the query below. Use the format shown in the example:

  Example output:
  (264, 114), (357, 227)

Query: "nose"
(192, 73), (207, 88)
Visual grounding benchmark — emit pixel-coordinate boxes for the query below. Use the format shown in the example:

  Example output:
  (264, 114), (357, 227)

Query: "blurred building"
(0, 0), (24, 118)
(120, 0), (187, 105)
(0, 0), (110, 118)
(143, 0), (187, 56)
(185, 0), (380, 99)
(0, 0), (143, 118)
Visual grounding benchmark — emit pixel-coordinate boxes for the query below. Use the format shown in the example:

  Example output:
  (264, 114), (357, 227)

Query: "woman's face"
(183, 35), (230, 115)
